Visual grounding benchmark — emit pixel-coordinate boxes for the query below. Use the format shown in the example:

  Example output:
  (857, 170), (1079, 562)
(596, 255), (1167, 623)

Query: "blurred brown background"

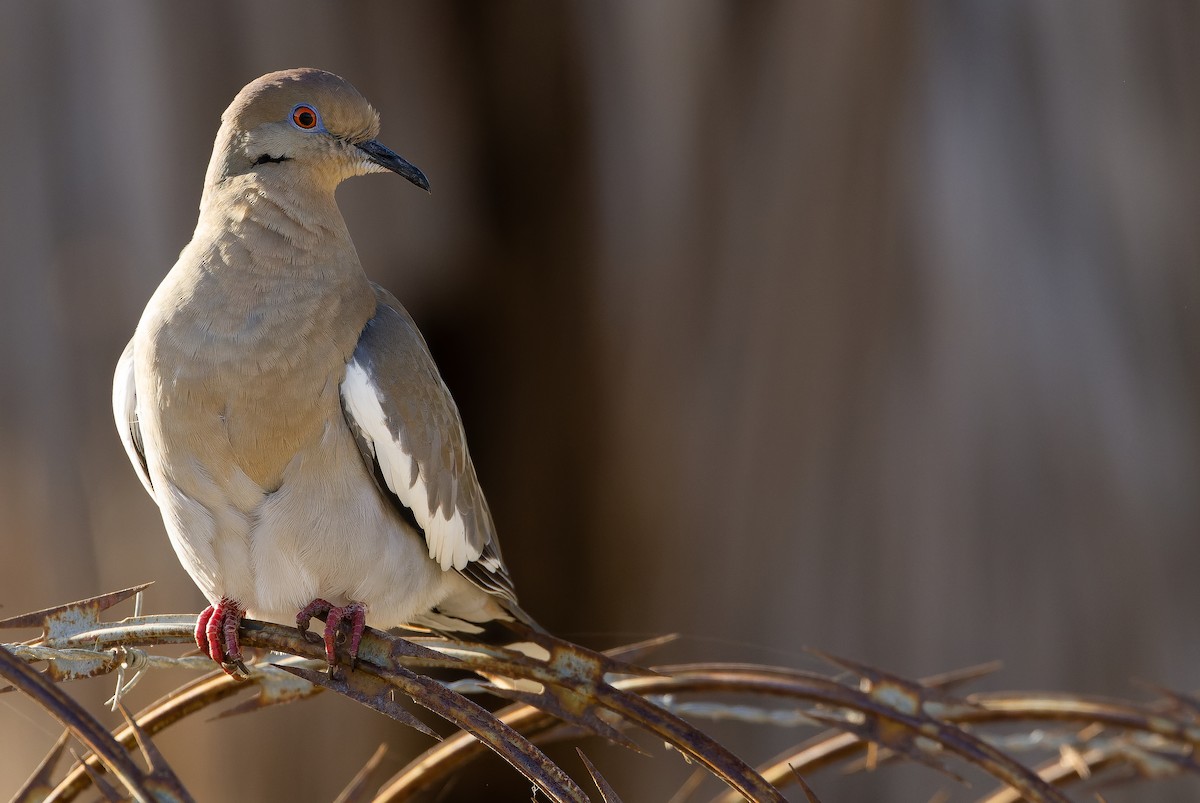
(2, 1), (1198, 800)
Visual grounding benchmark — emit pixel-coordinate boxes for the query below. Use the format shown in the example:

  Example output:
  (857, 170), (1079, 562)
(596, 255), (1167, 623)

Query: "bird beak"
(356, 140), (431, 192)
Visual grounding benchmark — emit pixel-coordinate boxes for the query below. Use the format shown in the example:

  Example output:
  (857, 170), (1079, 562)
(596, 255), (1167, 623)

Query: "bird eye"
(291, 105), (319, 130)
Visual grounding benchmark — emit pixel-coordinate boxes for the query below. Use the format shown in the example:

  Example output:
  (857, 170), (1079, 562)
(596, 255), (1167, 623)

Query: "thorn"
(602, 633), (680, 663)
(789, 764), (822, 803)
(577, 748), (624, 803)
(78, 753), (124, 802)
(12, 730), (70, 799)
(0, 583), (153, 635)
(114, 703), (195, 800)
(332, 743), (389, 803)
(118, 703), (167, 772)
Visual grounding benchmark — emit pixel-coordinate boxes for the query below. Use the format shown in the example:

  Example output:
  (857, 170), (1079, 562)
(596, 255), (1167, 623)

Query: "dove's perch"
(113, 68), (531, 674)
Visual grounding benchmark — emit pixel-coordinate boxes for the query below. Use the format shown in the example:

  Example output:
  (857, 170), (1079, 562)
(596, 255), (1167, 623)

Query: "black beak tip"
(357, 139), (432, 193)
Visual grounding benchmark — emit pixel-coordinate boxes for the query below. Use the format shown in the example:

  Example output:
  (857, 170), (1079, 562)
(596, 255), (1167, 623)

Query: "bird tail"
(409, 589), (542, 638)
(408, 596), (661, 752)
(410, 594), (648, 683)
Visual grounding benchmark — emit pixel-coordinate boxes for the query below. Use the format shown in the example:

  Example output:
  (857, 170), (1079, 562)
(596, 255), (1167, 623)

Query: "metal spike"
(602, 633), (680, 664)
(274, 663), (440, 739)
(81, 758), (125, 802)
(210, 662), (325, 720)
(0, 583), (153, 638)
(484, 683), (647, 755)
(789, 764), (822, 803)
(0, 584), (154, 682)
(332, 743), (389, 803)
(274, 662), (589, 803)
(577, 749), (623, 803)
(10, 730), (71, 802)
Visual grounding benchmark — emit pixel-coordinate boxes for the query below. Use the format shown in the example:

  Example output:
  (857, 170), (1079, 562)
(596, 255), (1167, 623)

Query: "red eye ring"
(292, 105), (319, 130)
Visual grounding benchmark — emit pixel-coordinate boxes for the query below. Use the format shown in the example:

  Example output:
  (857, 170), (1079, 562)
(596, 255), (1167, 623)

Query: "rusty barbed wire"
(3, 585), (1199, 802)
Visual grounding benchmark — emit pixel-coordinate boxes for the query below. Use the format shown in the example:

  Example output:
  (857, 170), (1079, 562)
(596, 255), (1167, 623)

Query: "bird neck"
(197, 172), (354, 262)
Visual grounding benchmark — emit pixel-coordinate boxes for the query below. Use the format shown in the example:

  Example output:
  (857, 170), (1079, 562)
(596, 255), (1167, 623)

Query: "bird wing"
(339, 284), (516, 601)
(112, 339), (155, 498)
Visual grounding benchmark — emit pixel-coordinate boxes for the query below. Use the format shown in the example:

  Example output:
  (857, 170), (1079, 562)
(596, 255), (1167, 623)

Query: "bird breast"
(135, 240), (376, 494)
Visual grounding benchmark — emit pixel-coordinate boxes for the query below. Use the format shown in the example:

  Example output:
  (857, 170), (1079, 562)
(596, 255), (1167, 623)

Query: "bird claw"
(296, 598), (367, 676)
(222, 658), (251, 678)
(195, 598), (248, 679)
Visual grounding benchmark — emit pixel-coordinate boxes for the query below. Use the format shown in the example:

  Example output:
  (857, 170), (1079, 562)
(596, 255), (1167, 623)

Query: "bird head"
(204, 68), (430, 194)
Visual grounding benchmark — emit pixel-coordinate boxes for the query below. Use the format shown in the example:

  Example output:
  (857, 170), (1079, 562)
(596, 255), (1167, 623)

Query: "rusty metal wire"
(1, 586), (777, 802)
(0, 643), (192, 803)
(3, 585), (1199, 802)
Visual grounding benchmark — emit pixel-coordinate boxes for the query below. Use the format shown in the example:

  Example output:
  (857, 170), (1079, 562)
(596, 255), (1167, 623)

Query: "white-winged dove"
(113, 68), (533, 675)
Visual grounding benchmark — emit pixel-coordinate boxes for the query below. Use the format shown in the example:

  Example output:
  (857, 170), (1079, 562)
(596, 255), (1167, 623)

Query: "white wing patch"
(476, 553), (504, 575)
(341, 360), (478, 571)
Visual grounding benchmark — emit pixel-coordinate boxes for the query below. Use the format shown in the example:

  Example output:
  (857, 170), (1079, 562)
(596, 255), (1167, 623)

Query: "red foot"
(296, 599), (367, 675)
(195, 598), (248, 678)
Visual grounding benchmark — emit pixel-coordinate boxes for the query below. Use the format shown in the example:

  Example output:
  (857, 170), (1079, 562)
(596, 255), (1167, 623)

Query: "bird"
(113, 68), (532, 676)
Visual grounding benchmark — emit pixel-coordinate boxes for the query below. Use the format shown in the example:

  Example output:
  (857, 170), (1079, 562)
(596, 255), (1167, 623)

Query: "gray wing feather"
(112, 339), (155, 498)
(340, 285), (516, 601)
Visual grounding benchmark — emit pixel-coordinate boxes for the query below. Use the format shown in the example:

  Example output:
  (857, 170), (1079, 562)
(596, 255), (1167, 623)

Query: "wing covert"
(340, 285), (516, 601)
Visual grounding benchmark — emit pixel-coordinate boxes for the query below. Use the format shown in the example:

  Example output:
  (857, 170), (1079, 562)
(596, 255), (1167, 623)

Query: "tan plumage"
(113, 69), (524, 671)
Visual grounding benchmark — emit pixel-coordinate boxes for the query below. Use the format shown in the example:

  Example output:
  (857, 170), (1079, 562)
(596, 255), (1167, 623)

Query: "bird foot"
(296, 599), (367, 676)
(195, 598), (249, 678)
